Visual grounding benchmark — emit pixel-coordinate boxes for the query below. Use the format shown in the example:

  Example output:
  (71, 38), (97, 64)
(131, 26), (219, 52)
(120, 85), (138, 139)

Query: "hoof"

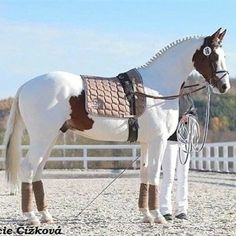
(139, 208), (154, 224)
(31, 219), (41, 226)
(142, 215), (154, 224)
(154, 215), (167, 224)
(25, 218), (41, 226)
(40, 210), (54, 224)
(23, 212), (41, 226)
(149, 210), (167, 224)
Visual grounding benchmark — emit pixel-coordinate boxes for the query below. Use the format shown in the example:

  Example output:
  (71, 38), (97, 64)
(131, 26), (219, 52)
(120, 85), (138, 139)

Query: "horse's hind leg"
(20, 134), (58, 225)
(32, 135), (58, 224)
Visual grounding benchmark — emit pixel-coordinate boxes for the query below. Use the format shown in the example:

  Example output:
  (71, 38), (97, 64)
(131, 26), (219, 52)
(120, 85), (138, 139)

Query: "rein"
(177, 86), (211, 164)
(134, 69), (228, 101)
(134, 83), (207, 100)
(133, 79), (212, 165)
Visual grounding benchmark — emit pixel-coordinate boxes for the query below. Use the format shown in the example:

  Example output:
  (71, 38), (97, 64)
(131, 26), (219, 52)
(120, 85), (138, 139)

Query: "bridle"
(133, 38), (229, 101)
(210, 70), (229, 89)
(201, 37), (229, 89)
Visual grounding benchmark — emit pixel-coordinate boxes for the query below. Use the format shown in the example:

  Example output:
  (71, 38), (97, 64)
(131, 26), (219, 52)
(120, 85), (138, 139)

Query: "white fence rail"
(0, 142), (236, 173)
(0, 144), (139, 170)
(191, 142), (236, 173)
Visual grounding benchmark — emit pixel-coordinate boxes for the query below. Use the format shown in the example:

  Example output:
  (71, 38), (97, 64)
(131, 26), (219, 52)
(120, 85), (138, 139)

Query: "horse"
(4, 28), (230, 225)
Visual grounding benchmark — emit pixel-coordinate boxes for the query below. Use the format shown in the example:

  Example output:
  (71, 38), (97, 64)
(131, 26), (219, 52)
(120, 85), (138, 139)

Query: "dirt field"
(0, 170), (235, 236)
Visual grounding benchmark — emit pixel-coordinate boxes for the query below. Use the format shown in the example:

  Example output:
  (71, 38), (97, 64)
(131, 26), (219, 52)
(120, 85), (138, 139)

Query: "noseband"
(209, 69), (229, 89)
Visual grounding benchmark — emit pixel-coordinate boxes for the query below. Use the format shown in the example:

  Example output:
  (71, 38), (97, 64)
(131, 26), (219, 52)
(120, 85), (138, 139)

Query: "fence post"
(198, 149), (203, 170)
(223, 146), (229, 172)
(205, 146), (211, 171)
(83, 147), (88, 170)
(132, 147), (137, 169)
(63, 133), (66, 158)
(190, 152), (196, 170)
(213, 146), (220, 172)
(233, 145), (236, 173)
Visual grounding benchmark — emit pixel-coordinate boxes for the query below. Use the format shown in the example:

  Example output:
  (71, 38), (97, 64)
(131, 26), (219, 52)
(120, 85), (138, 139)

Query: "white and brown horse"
(4, 29), (230, 225)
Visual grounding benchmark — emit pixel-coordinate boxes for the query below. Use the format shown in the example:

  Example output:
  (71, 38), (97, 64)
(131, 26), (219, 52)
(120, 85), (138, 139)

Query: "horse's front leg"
(20, 178), (52, 225)
(139, 143), (152, 223)
(147, 138), (167, 224)
(32, 178), (53, 224)
(31, 135), (58, 224)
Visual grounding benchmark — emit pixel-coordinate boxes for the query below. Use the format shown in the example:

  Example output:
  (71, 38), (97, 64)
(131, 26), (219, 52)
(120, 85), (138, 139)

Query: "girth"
(117, 72), (139, 142)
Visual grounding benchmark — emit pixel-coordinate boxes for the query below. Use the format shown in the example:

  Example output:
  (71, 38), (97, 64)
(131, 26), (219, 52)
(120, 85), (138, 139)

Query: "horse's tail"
(4, 88), (24, 188)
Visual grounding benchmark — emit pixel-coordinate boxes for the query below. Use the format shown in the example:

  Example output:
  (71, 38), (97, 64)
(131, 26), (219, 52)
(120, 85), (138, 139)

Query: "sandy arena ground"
(0, 170), (235, 236)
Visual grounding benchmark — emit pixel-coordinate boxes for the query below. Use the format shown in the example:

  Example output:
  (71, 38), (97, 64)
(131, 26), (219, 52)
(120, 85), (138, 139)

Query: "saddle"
(82, 69), (146, 119)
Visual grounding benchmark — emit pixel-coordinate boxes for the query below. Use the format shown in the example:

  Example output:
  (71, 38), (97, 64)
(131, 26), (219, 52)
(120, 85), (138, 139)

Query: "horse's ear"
(219, 29), (227, 42)
(210, 28), (222, 40)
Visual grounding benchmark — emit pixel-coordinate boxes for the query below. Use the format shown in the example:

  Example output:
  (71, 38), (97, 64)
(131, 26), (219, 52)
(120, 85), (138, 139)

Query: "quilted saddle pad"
(82, 69), (146, 118)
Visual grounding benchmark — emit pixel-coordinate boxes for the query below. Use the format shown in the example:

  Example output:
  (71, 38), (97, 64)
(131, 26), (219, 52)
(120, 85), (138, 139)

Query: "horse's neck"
(137, 38), (204, 95)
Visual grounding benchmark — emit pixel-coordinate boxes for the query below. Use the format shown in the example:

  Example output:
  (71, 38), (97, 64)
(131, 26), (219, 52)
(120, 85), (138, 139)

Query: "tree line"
(0, 80), (236, 143)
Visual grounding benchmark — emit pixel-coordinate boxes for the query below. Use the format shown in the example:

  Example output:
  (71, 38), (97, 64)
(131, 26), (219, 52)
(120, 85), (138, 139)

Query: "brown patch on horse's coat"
(192, 30), (223, 84)
(192, 36), (214, 80)
(60, 91), (94, 132)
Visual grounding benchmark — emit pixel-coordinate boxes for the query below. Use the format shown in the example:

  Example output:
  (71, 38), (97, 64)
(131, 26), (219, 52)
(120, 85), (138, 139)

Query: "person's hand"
(181, 115), (188, 124)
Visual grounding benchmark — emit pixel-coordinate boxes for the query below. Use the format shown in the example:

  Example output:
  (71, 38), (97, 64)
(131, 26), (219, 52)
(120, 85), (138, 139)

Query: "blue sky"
(0, 0), (236, 98)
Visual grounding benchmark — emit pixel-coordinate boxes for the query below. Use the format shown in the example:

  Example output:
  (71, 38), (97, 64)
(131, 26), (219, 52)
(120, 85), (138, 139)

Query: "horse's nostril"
(222, 84), (227, 91)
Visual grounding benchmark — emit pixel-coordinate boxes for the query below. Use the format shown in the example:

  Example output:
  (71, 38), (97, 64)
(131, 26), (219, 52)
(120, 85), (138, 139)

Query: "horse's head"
(192, 28), (230, 94)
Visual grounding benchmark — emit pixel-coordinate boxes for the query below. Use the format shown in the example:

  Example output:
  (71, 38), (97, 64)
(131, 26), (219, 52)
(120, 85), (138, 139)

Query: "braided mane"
(139, 35), (203, 68)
